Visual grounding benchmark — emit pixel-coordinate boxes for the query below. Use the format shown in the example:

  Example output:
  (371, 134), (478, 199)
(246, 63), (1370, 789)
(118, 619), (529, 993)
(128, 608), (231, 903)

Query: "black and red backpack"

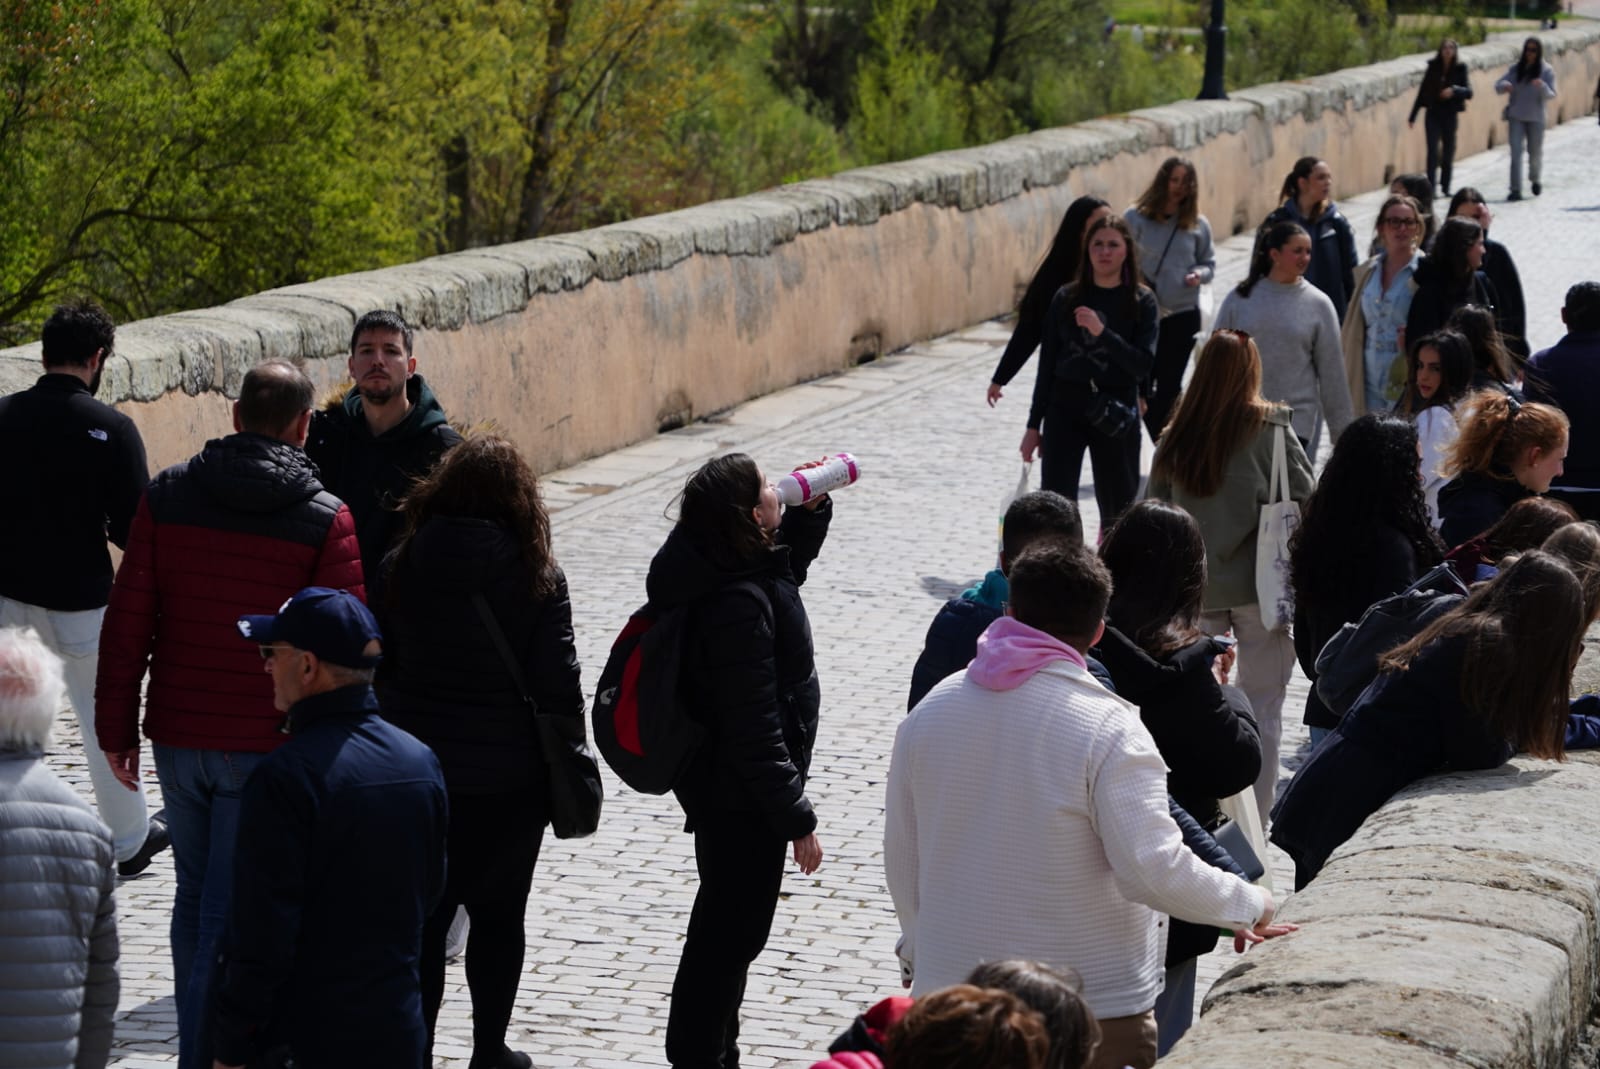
(591, 581), (765, 794)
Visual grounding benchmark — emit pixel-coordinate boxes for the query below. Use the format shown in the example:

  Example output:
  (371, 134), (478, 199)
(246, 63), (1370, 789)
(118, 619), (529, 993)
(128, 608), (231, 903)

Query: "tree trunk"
(516, 0), (573, 240)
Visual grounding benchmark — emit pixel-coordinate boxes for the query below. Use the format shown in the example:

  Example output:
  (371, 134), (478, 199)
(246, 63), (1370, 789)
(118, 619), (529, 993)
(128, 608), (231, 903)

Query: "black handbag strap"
(1150, 218), (1180, 280)
(470, 592), (538, 715)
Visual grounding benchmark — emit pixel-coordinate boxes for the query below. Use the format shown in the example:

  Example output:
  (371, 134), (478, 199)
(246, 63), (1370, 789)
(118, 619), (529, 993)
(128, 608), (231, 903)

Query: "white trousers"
(1201, 606), (1295, 827)
(0, 596), (150, 860)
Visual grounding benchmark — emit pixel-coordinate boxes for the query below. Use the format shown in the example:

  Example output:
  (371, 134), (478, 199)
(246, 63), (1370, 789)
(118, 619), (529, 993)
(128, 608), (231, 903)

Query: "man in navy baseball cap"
(215, 586), (445, 1069)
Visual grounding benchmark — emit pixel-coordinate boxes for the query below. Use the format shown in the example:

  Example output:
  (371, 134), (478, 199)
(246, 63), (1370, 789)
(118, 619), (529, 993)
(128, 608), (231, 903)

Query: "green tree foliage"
(0, 0), (1495, 345)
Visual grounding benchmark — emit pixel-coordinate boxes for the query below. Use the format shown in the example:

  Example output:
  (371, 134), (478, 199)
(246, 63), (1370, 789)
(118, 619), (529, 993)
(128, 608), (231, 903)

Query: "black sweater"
(1409, 57), (1472, 121)
(0, 374), (149, 610)
(1028, 283), (1159, 429)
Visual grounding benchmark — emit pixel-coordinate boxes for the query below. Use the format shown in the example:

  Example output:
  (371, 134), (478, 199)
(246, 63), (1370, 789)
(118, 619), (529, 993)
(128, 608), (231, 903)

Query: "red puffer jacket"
(95, 433), (365, 753)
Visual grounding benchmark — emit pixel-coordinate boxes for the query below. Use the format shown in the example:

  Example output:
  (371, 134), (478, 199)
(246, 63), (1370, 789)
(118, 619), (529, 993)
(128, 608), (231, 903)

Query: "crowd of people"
(0, 32), (1595, 1069)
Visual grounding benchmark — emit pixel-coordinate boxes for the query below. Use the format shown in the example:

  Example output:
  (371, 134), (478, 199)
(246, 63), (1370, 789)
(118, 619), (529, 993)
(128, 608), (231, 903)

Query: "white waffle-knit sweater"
(884, 659), (1266, 1018)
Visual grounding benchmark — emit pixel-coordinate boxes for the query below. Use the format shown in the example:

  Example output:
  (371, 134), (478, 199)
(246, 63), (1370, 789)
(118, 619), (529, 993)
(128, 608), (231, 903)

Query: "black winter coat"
(1437, 468), (1535, 548)
(1404, 259), (1504, 346)
(306, 375), (462, 601)
(378, 517), (584, 797)
(1093, 626), (1261, 966)
(1271, 636), (1511, 886)
(647, 500), (832, 841)
(1262, 201), (1358, 323)
(1409, 57), (1472, 120)
(1293, 525), (1424, 730)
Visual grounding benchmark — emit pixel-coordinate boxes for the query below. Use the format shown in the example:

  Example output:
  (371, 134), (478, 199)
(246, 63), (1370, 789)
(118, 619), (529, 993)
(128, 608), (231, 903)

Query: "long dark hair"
(1100, 501), (1207, 657)
(1132, 156), (1199, 230)
(1476, 497), (1579, 565)
(1447, 186), (1489, 220)
(387, 434), (557, 599)
(1445, 304), (1516, 383)
(674, 452), (771, 567)
(1431, 217), (1483, 291)
(1063, 215), (1145, 322)
(1017, 196), (1110, 328)
(1151, 330), (1276, 497)
(1238, 221), (1308, 298)
(1400, 329), (1474, 416)
(1381, 550), (1581, 760)
(1515, 36), (1544, 82)
(1290, 414), (1444, 612)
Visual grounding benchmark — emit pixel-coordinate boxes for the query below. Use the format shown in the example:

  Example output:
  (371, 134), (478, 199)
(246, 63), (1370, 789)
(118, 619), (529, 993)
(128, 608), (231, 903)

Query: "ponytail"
(1441, 389), (1569, 479)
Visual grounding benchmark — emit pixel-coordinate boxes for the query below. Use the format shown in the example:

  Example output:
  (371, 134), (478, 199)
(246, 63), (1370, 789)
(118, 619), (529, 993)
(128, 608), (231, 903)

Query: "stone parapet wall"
(2, 28), (1597, 472)
(1164, 751), (1600, 1069)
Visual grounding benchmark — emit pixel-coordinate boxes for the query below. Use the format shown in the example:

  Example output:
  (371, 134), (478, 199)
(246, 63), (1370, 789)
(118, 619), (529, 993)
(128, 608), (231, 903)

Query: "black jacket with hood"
(646, 499), (832, 841)
(306, 374), (462, 598)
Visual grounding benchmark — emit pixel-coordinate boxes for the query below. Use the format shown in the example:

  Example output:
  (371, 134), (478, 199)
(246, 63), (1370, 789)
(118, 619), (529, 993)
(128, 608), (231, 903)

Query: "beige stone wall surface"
(2, 28), (1597, 473)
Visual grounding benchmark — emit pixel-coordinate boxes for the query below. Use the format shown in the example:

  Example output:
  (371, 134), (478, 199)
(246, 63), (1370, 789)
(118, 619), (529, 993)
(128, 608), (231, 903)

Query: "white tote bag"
(1256, 426), (1299, 631)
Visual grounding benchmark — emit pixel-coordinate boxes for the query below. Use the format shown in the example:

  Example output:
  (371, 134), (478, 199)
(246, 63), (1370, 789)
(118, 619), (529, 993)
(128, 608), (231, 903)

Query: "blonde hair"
(1152, 330), (1275, 497)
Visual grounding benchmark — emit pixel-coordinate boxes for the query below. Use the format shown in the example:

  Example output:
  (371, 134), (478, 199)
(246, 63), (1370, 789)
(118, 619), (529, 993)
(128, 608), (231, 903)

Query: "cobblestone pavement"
(57, 115), (1598, 1067)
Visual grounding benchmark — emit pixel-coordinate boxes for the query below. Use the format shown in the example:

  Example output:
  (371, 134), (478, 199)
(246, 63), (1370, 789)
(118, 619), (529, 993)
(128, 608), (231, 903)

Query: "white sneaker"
(445, 905), (469, 962)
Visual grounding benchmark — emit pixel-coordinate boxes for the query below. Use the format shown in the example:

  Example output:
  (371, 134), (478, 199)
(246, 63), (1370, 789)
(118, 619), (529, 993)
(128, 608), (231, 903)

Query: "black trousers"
(1143, 308), (1202, 441)
(1424, 110), (1459, 196)
(420, 791), (545, 1068)
(665, 812), (788, 1069)
(1041, 398), (1141, 531)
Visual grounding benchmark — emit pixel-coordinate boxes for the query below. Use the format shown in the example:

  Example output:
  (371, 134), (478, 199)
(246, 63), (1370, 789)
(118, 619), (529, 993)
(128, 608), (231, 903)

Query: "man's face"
(261, 644), (309, 712)
(348, 328), (414, 405)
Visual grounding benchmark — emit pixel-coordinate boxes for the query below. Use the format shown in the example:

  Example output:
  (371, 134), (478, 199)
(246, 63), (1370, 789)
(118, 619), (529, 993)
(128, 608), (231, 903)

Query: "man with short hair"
(0, 626), (119, 1069)
(95, 360), (364, 1069)
(885, 543), (1291, 1069)
(907, 490), (1102, 709)
(1526, 281), (1600, 520)
(213, 588), (446, 1069)
(0, 298), (168, 877)
(306, 310), (462, 596)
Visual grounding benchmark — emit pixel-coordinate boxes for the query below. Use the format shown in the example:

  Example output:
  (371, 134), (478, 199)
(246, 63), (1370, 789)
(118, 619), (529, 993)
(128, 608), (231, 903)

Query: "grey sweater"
(1214, 278), (1353, 451)
(0, 750), (118, 1069)
(1496, 61), (1556, 124)
(1123, 208), (1215, 314)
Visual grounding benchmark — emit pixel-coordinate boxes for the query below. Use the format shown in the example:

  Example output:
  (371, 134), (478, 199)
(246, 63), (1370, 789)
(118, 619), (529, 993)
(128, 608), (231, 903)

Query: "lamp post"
(1198, 0), (1227, 100)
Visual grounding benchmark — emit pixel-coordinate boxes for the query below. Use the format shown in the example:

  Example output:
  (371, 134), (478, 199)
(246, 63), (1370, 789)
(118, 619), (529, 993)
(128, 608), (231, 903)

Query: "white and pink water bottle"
(774, 453), (861, 507)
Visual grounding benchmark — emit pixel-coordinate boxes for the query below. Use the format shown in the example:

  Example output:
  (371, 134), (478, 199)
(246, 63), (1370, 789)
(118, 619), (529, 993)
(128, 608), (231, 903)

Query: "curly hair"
(386, 434), (556, 600)
(1290, 414), (1444, 611)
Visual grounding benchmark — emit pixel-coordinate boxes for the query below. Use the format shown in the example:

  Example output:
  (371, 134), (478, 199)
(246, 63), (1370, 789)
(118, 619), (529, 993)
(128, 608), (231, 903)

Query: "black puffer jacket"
(378, 517), (583, 797)
(647, 500), (832, 841)
(306, 375), (463, 599)
(1091, 627), (1260, 827)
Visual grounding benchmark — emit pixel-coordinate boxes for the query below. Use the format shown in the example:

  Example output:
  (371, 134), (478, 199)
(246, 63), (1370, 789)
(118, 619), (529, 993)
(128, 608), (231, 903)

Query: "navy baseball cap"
(236, 587), (382, 668)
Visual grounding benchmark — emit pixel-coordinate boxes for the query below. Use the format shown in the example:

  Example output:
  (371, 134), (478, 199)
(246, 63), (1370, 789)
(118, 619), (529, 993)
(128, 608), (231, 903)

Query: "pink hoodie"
(966, 615), (1088, 691)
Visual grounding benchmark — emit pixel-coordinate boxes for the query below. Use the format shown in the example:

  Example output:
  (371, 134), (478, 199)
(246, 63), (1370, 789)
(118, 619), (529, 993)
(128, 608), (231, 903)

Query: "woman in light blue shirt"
(1340, 194), (1424, 416)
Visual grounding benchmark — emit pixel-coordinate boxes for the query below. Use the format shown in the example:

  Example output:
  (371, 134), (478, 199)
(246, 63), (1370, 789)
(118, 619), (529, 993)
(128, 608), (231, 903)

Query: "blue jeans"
(153, 743), (267, 1069)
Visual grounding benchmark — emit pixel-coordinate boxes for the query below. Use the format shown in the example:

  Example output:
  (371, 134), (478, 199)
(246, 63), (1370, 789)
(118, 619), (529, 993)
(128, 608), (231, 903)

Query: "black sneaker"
(1532, 181), (1541, 196)
(118, 812), (171, 878)
(1507, 191), (1523, 202)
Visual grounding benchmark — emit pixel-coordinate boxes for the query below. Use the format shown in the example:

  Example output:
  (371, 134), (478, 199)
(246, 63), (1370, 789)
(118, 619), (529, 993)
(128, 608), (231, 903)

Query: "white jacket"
(884, 660), (1264, 1018)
